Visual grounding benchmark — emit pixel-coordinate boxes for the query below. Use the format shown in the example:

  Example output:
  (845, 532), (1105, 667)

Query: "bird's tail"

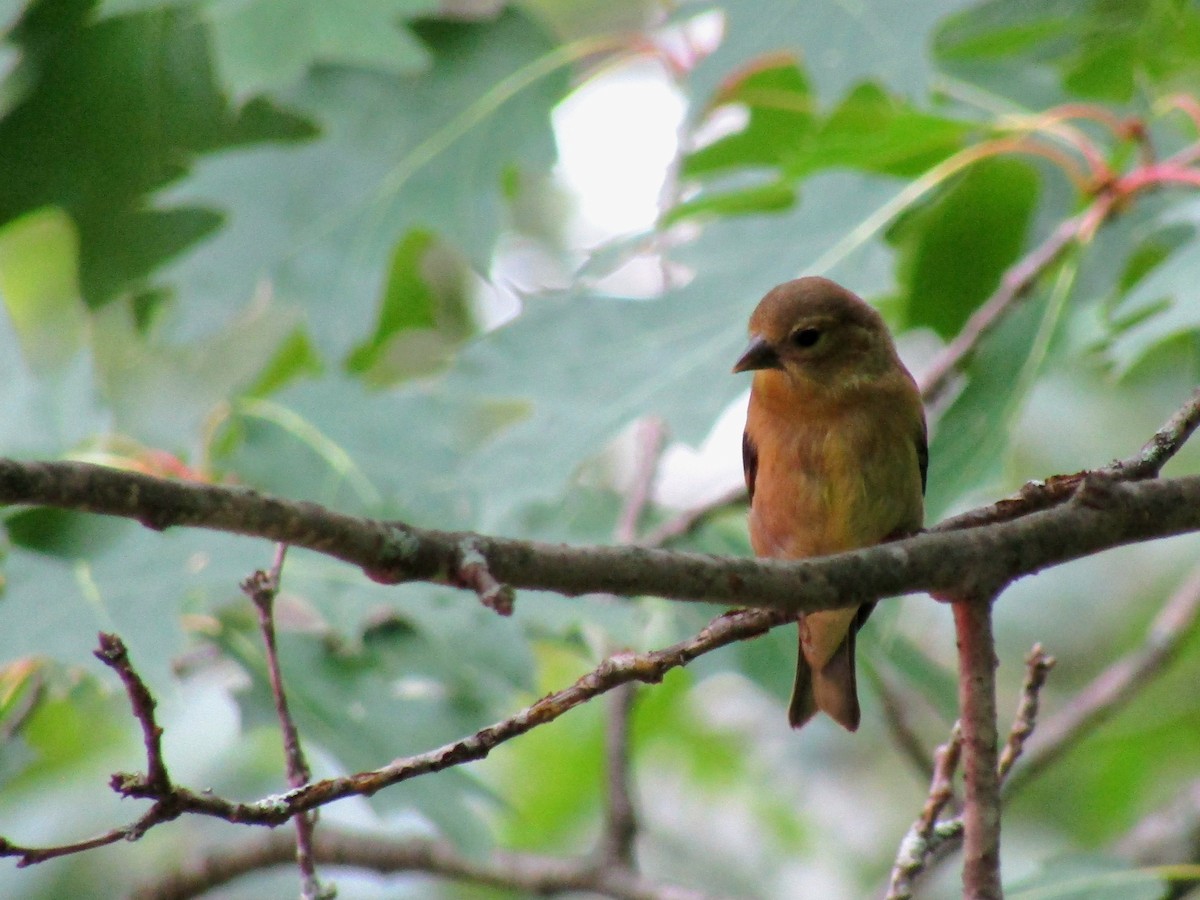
(787, 611), (867, 731)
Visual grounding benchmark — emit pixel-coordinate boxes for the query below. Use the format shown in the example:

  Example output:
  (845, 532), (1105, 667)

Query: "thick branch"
(3, 460), (1200, 621)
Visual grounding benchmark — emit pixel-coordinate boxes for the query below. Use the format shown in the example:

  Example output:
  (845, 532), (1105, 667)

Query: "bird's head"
(732, 277), (903, 393)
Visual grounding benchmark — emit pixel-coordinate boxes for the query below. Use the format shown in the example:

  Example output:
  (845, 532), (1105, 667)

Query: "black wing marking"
(917, 418), (929, 497)
(742, 430), (759, 503)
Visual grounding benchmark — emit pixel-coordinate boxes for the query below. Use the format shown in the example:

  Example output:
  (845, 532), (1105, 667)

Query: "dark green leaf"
(890, 156), (1040, 338)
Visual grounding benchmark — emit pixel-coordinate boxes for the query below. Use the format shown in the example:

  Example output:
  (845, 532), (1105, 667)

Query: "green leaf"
(926, 261), (1074, 519)
(0, 2), (312, 307)
(1009, 854), (1168, 900)
(663, 179), (796, 226)
(0, 207), (85, 373)
(4, 508), (127, 558)
(890, 156), (1041, 338)
(91, 297), (299, 450)
(203, 0), (435, 97)
(158, 11), (566, 361)
(247, 326), (325, 397)
(0, 309), (108, 457)
(346, 229), (476, 384)
(7, 676), (129, 787)
(1105, 201), (1200, 375)
(935, 0), (1200, 106)
(684, 61), (970, 185)
(683, 60), (818, 177)
(690, 0), (970, 106)
(100, 0), (435, 95)
(0, 523), (269, 690)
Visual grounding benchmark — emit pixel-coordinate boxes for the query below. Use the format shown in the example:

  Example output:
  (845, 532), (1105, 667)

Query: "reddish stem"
(953, 597), (1003, 900)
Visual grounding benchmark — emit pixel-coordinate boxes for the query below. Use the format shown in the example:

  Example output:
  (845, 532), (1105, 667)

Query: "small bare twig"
(952, 594), (1003, 900)
(616, 417), (667, 545)
(1115, 385), (1200, 480)
(897, 560), (1199, 889)
(594, 414), (666, 869)
(94, 633), (170, 794)
(455, 538), (515, 615)
(636, 484), (745, 548)
(0, 607), (789, 861)
(996, 644), (1056, 781)
(1, 634), (181, 866)
(599, 683), (640, 867)
(885, 642), (1057, 897)
(918, 199), (1113, 407)
(936, 385), (1200, 534)
(886, 723), (964, 900)
(1005, 565), (1200, 795)
(242, 544), (329, 900)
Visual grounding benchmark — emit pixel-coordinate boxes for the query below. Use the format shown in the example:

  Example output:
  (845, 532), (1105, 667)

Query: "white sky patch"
(553, 58), (686, 242)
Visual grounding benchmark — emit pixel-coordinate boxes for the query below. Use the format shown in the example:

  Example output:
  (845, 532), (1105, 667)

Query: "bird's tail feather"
(787, 625), (860, 731)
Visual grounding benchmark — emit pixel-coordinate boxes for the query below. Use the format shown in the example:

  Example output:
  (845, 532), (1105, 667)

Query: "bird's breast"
(746, 393), (922, 560)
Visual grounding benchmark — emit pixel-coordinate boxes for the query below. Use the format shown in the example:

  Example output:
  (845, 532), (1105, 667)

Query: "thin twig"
(0, 608), (789, 857)
(242, 544), (328, 900)
(1115, 385), (1200, 479)
(996, 644), (1056, 782)
(1, 635), (180, 866)
(936, 385), (1200, 534)
(616, 417), (667, 545)
(130, 825), (722, 900)
(455, 538), (515, 615)
(886, 723), (963, 900)
(952, 595), (1002, 900)
(918, 195), (1115, 407)
(599, 683), (640, 867)
(636, 484), (745, 548)
(94, 633), (170, 794)
(1004, 565), (1200, 795)
(896, 566), (1199, 888)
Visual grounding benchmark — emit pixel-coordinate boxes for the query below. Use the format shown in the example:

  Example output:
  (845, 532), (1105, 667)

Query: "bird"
(733, 277), (926, 731)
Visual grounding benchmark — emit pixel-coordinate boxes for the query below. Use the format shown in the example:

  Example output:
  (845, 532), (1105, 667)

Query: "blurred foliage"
(1, 0), (1199, 898)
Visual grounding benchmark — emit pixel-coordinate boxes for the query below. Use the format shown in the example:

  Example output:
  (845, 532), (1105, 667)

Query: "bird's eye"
(790, 327), (822, 348)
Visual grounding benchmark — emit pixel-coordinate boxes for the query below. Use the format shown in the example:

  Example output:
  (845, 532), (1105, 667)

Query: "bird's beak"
(733, 335), (781, 373)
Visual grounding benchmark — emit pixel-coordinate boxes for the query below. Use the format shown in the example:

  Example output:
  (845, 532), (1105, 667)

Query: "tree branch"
(952, 595), (1003, 900)
(886, 723), (963, 900)
(599, 683), (640, 867)
(996, 645), (1056, 782)
(242, 545), (330, 900)
(131, 825), (720, 900)
(917, 197), (1114, 406)
(2, 460), (1200, 623)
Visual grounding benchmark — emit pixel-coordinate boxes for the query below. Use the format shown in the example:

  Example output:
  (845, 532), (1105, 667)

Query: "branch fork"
(455, 538), (515, 615)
